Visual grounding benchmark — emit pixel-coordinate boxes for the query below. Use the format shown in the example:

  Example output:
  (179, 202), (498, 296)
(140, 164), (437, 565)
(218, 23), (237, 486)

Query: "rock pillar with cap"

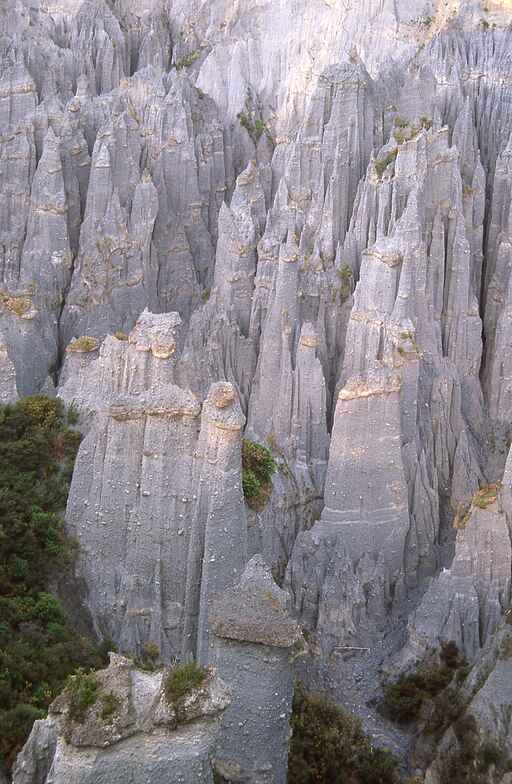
(209, 555), (302, 784)
(183, 382), (248, 663)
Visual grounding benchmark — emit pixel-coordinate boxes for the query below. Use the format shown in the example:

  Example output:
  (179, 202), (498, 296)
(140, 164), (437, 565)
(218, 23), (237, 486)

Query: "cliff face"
(5, 0), (512, 780)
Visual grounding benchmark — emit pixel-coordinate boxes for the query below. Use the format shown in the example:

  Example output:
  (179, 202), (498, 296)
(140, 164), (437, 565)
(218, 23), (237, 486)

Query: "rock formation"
(210, 556), (302, 784)
(12, 654), (231, 784)
(4, 0), (512, 780)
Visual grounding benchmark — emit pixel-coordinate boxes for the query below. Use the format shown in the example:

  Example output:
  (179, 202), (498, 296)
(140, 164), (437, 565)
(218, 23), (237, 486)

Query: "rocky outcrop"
(58, 309), (182, 420)
(287, 366), (409, 655)
(419, 624), (512, 784)
(6, 0), (512, 777)
(64, 325), (247, 660)
(398, 449), (512, 669)
(210, 556), (302, 784)
(12, 654), (230, 784)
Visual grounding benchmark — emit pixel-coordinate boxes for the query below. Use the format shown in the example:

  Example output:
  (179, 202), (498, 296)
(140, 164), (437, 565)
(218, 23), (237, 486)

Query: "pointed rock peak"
(141, 167), (153, 184)
(231, 159), (265, 212)
(236, 159), (258, 187)
(210, 555), (302, 648)
(10, 59), (35, 90)
(280, 231), (300, 264)
(42, 125), (61, 153)
(97, 118), (115, 142)
(75, 74), (92, 101)
(274, 176), (289, 210)
(35, 128), (64, 178)
(218, 200), (233, 226)
(395, 188), (422, 239)
(202, 382), (245, 432)
(93, 140), (112, 170)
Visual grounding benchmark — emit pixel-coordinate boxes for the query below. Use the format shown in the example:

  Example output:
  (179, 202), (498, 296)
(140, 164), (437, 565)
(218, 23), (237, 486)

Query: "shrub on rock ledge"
(164, 661), (207, 706)
(381, 642), (466, 724)
(66, 670), (99, 723)
(66, 336), (100, 353)
(242, 439), (277, 511)
(288, 684), (398, 784)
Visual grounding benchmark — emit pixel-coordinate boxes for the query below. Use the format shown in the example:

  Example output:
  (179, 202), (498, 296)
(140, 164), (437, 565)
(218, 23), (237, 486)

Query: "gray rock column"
(183, 382), (247, 663)
(209, 556), (302, 784)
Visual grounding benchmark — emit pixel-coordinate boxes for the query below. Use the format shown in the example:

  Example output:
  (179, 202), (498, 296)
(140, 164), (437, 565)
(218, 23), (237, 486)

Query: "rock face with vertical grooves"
(6, 0), (512, 780)
(210, 556), (302, 784)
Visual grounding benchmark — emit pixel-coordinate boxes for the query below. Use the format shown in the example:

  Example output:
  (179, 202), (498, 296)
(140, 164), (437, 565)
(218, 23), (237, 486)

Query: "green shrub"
(0, 396), (103, 766)
(375, 149), (398, 179)
(66, 669), (99, 723)
(288, 684), (398, 784)
(0, 704), (45, 764)
(438, 715), (512, 784)
(381, 663), (454, 723)
(242, 468), (260, 498)
(67, 402), (80, 426)
(134, 641), (161, 672)
(382, 642), (468, 727)
(242, 439), (277, 511)
(472, 483), (500, 509)
(164, 661), (207, 706)
(175, 50), (200, 70)
(237, 112), (270, 143)
(100, 691), (122, 721)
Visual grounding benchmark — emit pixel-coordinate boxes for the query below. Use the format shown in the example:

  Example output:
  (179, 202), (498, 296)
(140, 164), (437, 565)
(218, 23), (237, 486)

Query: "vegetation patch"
(472, 483), (500, 509)
(100, 691), (122, 722)
(335, 264), (353, 302)
(175, 50), (200, 70)
(453, 503), (472, 530)
(392, 116), (432, 145)
(134, 641), (161, 672)
(67, 336), (100, 353)
(0, 396), (105, 767)
(0, 293), (32, 317)
(164, 661), (207, 719)
(454, 483), (501, 530)
(113, 331), (129, 341)
(242, 439), (277, 511)
(438, 715), (512, 784)
(381, 642), (466, 724)
(237, 112), (271, 144)
(288, 684), (398, 783)
(418, 15), (434, 28)
(375, 149), (398, 179)
(66, 669), (99, 723)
